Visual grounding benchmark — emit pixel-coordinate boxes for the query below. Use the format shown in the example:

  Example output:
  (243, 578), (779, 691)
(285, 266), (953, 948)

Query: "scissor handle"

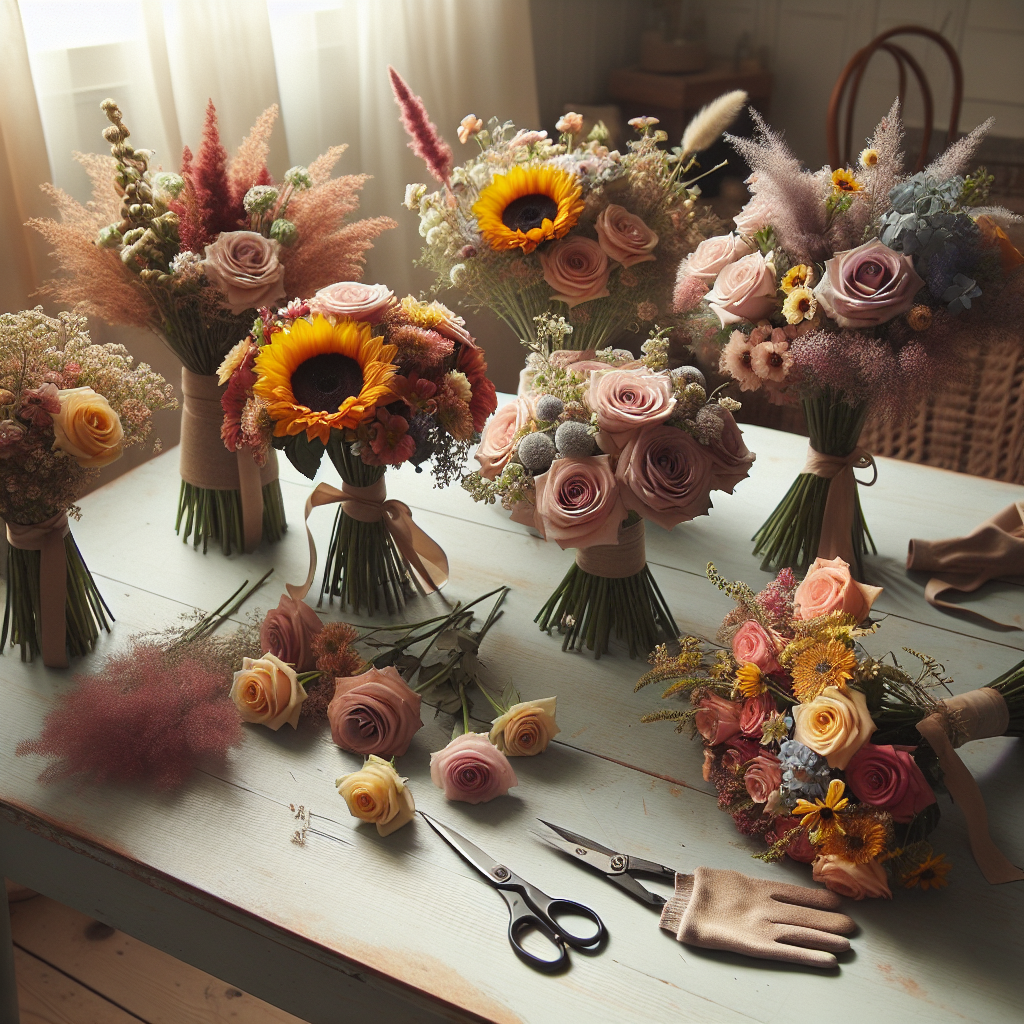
(513, 877), (605, 949)
(498, 889), (569, 973)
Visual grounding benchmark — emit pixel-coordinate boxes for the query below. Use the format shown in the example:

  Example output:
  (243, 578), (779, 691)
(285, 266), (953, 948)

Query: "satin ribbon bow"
(802, 445), (877, 568)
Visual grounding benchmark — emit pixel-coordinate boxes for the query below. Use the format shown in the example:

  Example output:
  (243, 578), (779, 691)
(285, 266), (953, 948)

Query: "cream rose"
(51, 387), (124, 468)
(230, 653), (305, 731)
(706, 251), (778, 327)
(336, 754), (415, 836)
(538, 236), (611, 307)
(792, 685), (876, 770)
(812, 855), (891, 900)
(793, 556), (882, 624)
(680, 234), (753, 283)
(489, 697), (560, 756)
(202, 230), (287, 314)
(310, 282), (396, 324)
(595, 204), (659, 267)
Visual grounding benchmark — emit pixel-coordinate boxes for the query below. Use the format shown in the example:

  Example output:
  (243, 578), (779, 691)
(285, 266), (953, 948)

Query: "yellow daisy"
(793, 778), (849, 839)
(782, 286), (817, 324)
(472, 165), (584, 254)
(253, 315), (398, 444)
(901, 853), (951, 891)
(780, 264), (814, 294)
(832, 167), (863, 193)
(791, 640), (857, 702)
(734, 662), (766, 698)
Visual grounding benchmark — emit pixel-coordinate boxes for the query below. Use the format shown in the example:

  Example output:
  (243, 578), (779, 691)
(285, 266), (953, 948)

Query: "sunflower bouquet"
(637, 560), (1024, 897)
(676, 102), (1023, 578)
(218, 285), (497, 614)
(31, 98), (394, 555)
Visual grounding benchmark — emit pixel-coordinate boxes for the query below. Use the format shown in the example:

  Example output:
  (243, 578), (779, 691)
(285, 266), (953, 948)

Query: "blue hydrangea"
(778, 739), (830, 800)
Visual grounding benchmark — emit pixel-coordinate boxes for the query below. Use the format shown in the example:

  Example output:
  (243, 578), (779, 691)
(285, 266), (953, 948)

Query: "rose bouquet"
(463, 323), (755, 657)
(31, 99), (394, 555)
(218, 286), (497, 614)
(0, 309), (175, 667)
(676, 101), (1024, 577)
(637, 560), (1024, 896)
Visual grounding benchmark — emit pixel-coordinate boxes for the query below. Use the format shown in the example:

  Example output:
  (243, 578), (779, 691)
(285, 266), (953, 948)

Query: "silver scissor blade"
(528, 830), (617, 874)
(418, 812), (505, 883)
(536, 819), (621, 860)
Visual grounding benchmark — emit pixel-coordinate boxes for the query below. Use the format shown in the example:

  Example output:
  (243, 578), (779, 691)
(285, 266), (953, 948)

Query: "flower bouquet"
(637, 559), (1024, 896)
(218, 285), (497, 614)
(463, 323), (755, 657)
(676, 101), (1024, 578)
(0, 309), (175, 666)
(31, 99), (394, 554)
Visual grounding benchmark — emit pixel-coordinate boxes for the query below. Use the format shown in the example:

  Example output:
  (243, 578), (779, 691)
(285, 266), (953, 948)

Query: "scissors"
(419, 812), (606, 972)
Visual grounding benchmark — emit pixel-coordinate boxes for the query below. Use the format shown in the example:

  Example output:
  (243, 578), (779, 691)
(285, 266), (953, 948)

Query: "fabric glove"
(658, 866), (855, 968)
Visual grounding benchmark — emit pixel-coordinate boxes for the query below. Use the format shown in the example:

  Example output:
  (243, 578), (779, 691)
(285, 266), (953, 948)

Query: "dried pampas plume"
(680, 90), (748, 158)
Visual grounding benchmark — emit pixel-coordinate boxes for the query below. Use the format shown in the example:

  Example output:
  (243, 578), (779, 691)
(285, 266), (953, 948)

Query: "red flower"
(220, 348), (257, 452)
(389, 372), (438, 414)
(457, 342), (497, 432)
(363, 408), (415, 466)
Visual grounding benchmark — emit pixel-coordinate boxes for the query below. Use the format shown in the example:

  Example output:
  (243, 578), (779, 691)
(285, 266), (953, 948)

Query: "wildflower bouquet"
(637, 559), (1024, 896)
(676, 101), (1024, 578)
(0, 309), (175, 667)
(462, 321), (755, 658)
(218, 286), (497, 614)
(31, 99), (394, 555)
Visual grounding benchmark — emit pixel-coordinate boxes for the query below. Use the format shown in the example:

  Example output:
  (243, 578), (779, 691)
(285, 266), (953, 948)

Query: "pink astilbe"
(673, 270), (709, 313)
(388, 66), (453, 186)
(755, 568), (798, 629)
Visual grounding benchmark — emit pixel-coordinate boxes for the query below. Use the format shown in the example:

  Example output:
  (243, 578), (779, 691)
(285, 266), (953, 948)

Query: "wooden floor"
(7, 885), (307, 1024)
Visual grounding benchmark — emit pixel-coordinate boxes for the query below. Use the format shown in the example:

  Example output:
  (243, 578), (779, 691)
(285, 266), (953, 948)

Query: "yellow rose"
(489, 697), (560, 756)
(792, 685), (875, 770)
(230, 653), (305, 730)
(51, 386), (124, 468)
(336, 755), (415, 836)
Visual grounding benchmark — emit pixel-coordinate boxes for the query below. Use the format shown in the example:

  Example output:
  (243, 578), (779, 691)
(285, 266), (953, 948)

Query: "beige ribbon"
(285, 478), (449, 603)
(907, 502), (1024, 629)
(6, 512), (72, 669)
(576, 520), (647, 578)
(916, 688), (1024, 884)
(802, 445), (877, 567)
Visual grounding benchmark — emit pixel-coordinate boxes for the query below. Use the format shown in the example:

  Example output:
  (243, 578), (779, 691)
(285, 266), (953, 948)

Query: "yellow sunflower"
(818, 813), (888, 864)
(473, 165), (584, 253)
(900, 852), (951, 891)
(791, 640), (857, 702)
(253, 315), (398, 444)
(734, 662), (766, 698)
(831, 167), (863, 193)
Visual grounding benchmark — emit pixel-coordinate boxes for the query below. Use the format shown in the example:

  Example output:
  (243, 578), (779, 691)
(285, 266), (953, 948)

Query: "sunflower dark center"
(815, 660), (832, 674)
(847, 834), (864, 849)
(819, 807), (834, 821)
(921, 868), (935, 880)
(290, 353), (363, 412)
(502, 193), (558, 233)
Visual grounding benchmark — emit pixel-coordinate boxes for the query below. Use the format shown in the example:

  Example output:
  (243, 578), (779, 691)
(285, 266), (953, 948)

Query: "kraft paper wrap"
(179, 369), (279, 553)
(802, 445), (877, 568)
(575, 520), (647, 578)
(6, 512), (72, 668)
(916, 688), (1024, 884)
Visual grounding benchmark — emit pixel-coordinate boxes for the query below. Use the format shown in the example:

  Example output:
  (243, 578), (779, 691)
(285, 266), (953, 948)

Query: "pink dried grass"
(229, 104), (278, 206)
(388, 66), (453, 185)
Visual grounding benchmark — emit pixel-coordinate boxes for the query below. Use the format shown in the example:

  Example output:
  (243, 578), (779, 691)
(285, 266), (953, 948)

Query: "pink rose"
(768, 817), (817, 863)
(739, 692), (776, 739)
(202, 230), (286, 314)
(595, 203), (659, 267)
(721, 736), (760, 768)
(589, 368), (675, 455)
(695, 693), (743, 745)
(615, 424), (715, 529)
(733, 196), (772, 236)
(731, 620), (782, 675)
(327, 665), (424, 759)
(707, 251), (777, 327)
(845, 743), (936, 823)
(743, 751), (782, 804)
(680, 234), (753, 283)
(704, 407), (756, 494)
(793, 556), (882, 623)
(309, 282), (396, 324)
(812, 855), (892, 900)
(259, 594), (323, 673)
(475, 399), (529, 480)
(813, 238), (925, 329)
(532, 454), (626, 549)
(538, 236), (611, 307)
(429, 732), (518, 804)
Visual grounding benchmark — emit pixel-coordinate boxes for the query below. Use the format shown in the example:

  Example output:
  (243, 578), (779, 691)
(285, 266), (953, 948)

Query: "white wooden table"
(2, 409), (1023, 1024)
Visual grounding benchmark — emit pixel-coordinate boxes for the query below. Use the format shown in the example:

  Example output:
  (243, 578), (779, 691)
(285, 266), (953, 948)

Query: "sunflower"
(793, 778), (849, 840)
(791, 640), (857, 702)
(818, 813), (888, 863)
(900, 852), (951, 891)
(473, 165), (584, 253)
(831, 168), (863, 193)
(253, 315), (398, 444)
(734, 662), (766, 698)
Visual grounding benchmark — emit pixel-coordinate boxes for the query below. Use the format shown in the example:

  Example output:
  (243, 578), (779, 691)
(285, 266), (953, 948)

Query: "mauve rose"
(845, 743), (936, 823)
(327, 665), (423, 759)
(707, 251), (778, 327)
(260, 594), (323, 673)
(813, 238), (925, 329)
(768, 817), (817, 863)
(538, 236), (611, 307)
(704, 407), (756, 494)
(812, 855), (891, 900)
(589, 368), (675, 455)
(739, 692), (776, 739)
(793, 556), (882, 624)
(721, 736), (760, 768)
(202, 230), (286, 314)
(695, 693), (743, 745)
(310, 282), (396, 324)
(595, 203), (659, 267)
(681, 234), (753, 283)
(533, 453), (625, 549)
(733, 196), (772, 236)
(731, 620), (782, 675)
(475, 399), (530, 480)
(744, 751), (782, 804)
(615, 424), (715, 529)
(429, 732), (518, 804)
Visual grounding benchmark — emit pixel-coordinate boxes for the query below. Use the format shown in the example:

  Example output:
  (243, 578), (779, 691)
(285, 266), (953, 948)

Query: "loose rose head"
(793, 556), (882, 623)
(230, 653), (305, 731)
(429, 732), (518, 804)
(532, 453), (625, 549)
(707, 251), (778, 327)
(336, 754), (415, 836)
(695, 693), (744, 745)
(489, 697), (560, 756)
(812, 855), (891, 900)
(538, 236), (611, 307)
(680, 234), (753, 283)
(327, 665), (423, 759)
(743, 751), (782, 804)
(202, 231), (287, 315)
(260, 595), (323, 673)
(731, 620), (782, 675)
(51, 387), (124, 468)
(595, 204), (659, 267)
(792, 685), (876, 769)
(589, 368), (675, 455)
(310, 282), (396, 324)
(739, 691), (776, 738)
(475, 399), (529, 480)
(845, 743), (936, 823)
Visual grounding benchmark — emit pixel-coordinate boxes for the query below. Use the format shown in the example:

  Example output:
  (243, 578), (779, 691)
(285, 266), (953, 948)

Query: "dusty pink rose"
(532, 454), (626, 549)
(721, 736), (760, 767)
(475, 399), (528, 480)
(739, 692), (776, 738)
(595, 204), (659, 267)
(695, 693), (743, 745)
(768, 817), (816, 863)
(310, 282), (396, 324)
(259, 595), (323, 673)
(812, 855), (892, 900)
(743, 752), (782, 804)
(793, 556), (882, 623)
(813, 238), (925, 329)
(680, 234), (753, 283)
(429, 732), (518, 804)
(615, 424), (714, 529)
(707, 251), (777, 327)
(731, 620), (782, 675)
(327, 665), (423, 759)
(845, 743), (936, 823)
(589, 368), (675, 455)
(539, 236), (611, 307)
(202, 230), (286, 314)
(703, 406), (756, 494)
(733, 196), (772, 236)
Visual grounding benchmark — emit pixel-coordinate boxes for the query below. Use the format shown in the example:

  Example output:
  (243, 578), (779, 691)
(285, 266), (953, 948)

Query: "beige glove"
(659, 866), (855, 968)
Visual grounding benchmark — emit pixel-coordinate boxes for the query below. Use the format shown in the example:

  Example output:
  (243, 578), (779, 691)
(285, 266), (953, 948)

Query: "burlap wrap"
(802, 445), (877, 568)
(576, 520), (647, 578)
(179, 369), (279, 553)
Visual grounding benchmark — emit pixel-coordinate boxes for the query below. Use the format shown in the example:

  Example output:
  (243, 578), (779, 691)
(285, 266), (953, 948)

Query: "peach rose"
(793, 556), (882, 623)
(538, 236), (611, 307)
(532, 453), (626, 549)
(202, 230), (286, 314)
(259, 594), (323, 673)
(327, 665), (423, 759)
(680, 234), (753, 283)
(310, 282), (396, 323)
(336, 754), (415, 836)
(792, 685), (876, 770)
(595, 204), (659, 267)
(489, 697), (560, 755)
(731, 620), (782, 675)
(695, 693), (743, 745)
(707, 251), (778, 327)
(812, 855), (891, 900)
(589, 368), (675, 455)
(230, 653), (305, 731)
(51, 387), (124, 468)
(744, 752), (782, 804)
(475, 398), (530, 480)
(429, 732), (518, 803)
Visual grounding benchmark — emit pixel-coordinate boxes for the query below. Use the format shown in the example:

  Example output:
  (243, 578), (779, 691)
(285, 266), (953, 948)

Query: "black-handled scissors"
(419, 812), (606, 972)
